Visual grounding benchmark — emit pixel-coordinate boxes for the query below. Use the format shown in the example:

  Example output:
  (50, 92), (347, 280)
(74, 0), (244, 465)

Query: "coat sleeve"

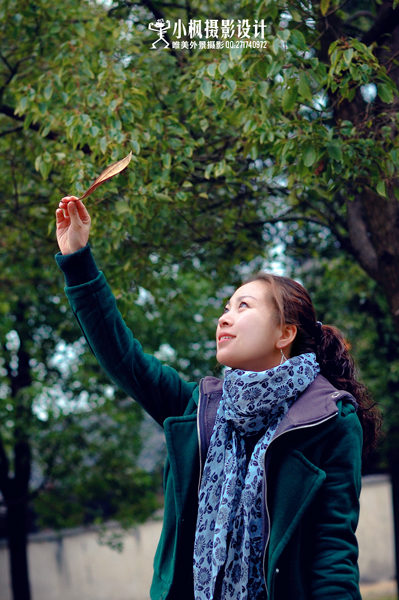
(55, 246), (197, 426)
(309, 406), (363, 600)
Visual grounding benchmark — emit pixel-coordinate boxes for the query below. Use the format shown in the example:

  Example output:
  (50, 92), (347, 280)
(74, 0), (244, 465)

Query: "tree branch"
(0, 126), (23, 138)
(346, 195), (379, 281)
(0, 103), (92, 153)
(0, 103), (58, 140)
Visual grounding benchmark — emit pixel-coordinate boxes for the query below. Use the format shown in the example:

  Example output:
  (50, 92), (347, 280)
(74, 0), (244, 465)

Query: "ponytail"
(312, 324), (382, 456)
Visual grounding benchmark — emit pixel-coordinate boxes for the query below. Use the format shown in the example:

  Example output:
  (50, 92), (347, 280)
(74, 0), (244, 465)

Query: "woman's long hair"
(248, 273), (382, 457)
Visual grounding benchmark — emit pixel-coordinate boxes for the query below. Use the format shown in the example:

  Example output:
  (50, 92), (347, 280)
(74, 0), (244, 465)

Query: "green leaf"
(39, 157), (52, 180)
(155, 193), (173, 202)
(162, 153), (171, 169)
(256, 60), (269, 79)
(377, 83), (394, 104)
(298, 73), (312, 101)
(100, 136), (107, 154)
(272, 38), (280, 55)
(326, 143), (343, 162)
(225, 79), (237, 93)
(201, 79), (212, 98)
(204, 163), (214, 179)
(290, 9), (302, 22)
(207, 63), (217, 77)
(229, 47), (243, 61)
(214, 160), (226, 177)
(220, 89), (233, 100)
(115, 201), (131, 214)
(376, 181), (386, 197)
(303, 144), (317, 167)
(218, 60), (229, 76)
(38, 102), (47, 115)
(290, 30), (306, 49)
(131, 140), (140, 154)
(43, 84), (53, 101)
(258, 82), (269, 99)
(250, 146), (258, 160)
(320, 0), (330, 16)
(277, 29), (290, 42)
(75, 23), (85, 36)
(15, 96), (28, 115)
(282, 85), (298, 112)
(213, 93), (226, 114)
(343, 48), (354, 65)
(42, 124), (52, 137)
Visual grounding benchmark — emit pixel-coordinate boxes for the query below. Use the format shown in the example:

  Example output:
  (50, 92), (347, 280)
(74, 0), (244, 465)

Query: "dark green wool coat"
(56, 245), (363, 600)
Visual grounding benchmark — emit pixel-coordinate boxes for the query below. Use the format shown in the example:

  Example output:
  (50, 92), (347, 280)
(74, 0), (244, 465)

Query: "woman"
(55, 197), (381, 600)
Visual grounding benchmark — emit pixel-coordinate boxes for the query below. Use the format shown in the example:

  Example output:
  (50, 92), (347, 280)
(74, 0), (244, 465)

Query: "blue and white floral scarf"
(193, 353), (320, 600)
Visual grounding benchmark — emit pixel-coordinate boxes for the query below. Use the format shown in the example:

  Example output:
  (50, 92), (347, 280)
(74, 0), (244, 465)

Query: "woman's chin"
(216, 353), (239, 370)
(216, 353), (231, 369)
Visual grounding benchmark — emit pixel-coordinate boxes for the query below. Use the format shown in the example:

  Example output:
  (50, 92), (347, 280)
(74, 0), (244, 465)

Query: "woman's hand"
(56, 197), (91, 255)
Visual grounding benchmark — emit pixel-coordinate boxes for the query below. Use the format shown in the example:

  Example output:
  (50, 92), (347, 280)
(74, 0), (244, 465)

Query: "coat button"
(275, 568), (280, 574)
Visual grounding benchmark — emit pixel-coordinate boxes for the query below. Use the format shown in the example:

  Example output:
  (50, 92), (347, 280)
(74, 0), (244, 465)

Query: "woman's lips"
(218, 334), (236, 343)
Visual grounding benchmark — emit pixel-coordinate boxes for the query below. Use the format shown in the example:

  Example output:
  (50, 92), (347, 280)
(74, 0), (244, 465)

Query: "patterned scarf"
(193, 353), (320, 600)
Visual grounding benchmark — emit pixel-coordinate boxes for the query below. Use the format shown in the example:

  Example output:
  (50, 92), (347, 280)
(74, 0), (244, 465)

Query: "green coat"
(56, 245), (363, 600)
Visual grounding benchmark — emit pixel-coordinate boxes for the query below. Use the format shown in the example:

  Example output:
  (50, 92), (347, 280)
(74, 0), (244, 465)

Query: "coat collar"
(273, 374), (357, 437)
(199, 373), (357, 436)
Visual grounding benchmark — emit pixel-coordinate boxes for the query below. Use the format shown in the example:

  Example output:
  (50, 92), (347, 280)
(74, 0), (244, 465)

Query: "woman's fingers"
(75, 200), (91, 223)
(58, 198), (91, 223)
(66, 199), (83, 226)
(56, 208), (70, 226)
(60, 196), (79, 204)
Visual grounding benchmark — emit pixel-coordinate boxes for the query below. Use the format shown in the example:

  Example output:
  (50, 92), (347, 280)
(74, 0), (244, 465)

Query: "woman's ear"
(277, 324), (297, 351)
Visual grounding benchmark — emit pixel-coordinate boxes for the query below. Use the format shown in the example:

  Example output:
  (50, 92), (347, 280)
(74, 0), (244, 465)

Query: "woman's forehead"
(229, 280), (270, 303)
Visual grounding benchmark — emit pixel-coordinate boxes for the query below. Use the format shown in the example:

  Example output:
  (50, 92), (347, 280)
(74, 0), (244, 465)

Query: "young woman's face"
(216, 280), (287, 372)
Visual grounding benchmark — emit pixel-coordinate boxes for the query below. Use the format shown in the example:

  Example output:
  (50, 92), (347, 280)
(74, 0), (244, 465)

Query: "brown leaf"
(78, 151), (133, 201)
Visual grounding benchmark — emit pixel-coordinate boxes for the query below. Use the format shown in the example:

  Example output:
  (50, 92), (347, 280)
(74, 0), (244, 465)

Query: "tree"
(3, 0), (399, 596)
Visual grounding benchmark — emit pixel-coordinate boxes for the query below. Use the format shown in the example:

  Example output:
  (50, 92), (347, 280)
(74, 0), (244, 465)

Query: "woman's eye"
(239, 301), (248, 308)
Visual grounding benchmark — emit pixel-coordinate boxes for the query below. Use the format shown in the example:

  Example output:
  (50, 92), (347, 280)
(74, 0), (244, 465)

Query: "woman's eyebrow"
(225, 294), (257, 306)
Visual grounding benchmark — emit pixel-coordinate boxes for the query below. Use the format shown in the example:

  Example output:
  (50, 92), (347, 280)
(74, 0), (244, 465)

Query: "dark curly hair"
(247, 272), (382, 457)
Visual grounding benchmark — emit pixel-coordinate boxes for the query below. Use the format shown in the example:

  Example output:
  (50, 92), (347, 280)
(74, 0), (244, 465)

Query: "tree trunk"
(1, 309), (33, 600)
(0, 439), (32, 600)
(0, 434), (31, 600)
(6, 499), (31, 600)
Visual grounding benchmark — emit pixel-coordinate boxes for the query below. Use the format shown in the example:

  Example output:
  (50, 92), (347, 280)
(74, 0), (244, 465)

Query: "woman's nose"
(219, 312), (233, 327)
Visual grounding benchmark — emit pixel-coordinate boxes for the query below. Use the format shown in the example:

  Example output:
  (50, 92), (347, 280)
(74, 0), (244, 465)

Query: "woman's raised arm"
(54, 198), (197, 425)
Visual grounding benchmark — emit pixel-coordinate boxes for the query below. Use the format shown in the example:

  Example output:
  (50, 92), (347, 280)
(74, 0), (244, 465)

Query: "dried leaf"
(78, 151), (133, 200)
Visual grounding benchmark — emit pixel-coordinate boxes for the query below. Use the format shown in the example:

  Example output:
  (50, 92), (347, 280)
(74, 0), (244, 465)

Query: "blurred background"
(1, 0), (399, 598)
